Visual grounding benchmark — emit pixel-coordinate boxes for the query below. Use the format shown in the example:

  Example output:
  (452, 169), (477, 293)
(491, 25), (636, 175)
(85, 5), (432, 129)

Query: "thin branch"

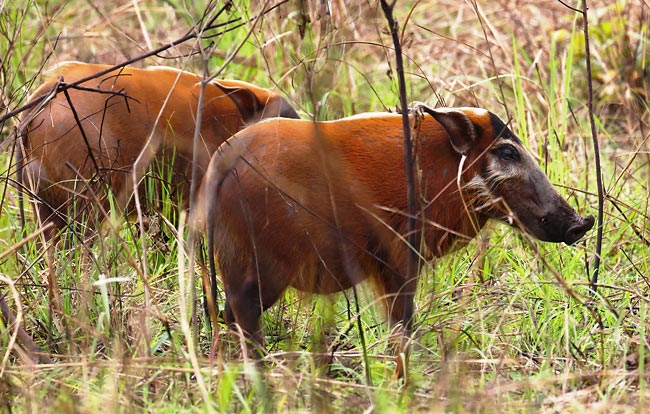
(0, 0), (289, 125)
(555, 1), (604, 294)
(380, 0), (418, 383)
(61, 83), (102, 179)
(557, 0), (583, 13)
(579, 0), (604, 294)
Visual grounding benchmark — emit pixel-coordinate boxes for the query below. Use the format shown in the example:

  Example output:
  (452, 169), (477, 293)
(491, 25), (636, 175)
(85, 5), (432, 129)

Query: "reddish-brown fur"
(197, 106), (594, 373)
(19, 61), (298, 233)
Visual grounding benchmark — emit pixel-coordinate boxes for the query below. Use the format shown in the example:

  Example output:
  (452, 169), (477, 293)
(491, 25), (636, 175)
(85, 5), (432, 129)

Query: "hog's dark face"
(468, 113), (594, 244)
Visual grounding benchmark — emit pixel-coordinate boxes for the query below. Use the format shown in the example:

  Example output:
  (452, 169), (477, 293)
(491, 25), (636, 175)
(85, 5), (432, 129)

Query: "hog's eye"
(492, 144), (520, 161)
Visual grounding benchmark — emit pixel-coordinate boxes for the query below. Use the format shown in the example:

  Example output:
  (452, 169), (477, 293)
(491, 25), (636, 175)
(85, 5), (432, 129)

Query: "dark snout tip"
(565, 215), (595, 245)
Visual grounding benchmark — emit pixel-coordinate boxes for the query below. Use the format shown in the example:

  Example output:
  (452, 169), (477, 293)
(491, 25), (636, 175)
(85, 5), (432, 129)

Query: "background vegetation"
(0, 0), (648, 412)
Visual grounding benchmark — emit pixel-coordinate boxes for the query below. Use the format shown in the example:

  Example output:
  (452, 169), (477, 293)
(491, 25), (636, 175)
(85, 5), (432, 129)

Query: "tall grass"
(0, 0), (648, 413)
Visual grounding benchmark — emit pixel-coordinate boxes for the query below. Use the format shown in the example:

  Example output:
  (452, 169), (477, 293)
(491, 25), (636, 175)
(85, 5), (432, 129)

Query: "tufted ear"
(213, 82), (262, 124)
(421, 107), (478, 156)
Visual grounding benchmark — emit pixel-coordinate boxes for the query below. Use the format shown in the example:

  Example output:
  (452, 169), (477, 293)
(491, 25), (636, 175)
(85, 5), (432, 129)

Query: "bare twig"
(0, 0), (290, 126)
(61, 83), (102, 178)
(554, 1), (603, 294)
(579, 1), (604, 294)
(557, 0), (583, 13)
(380, 0), (419, 383)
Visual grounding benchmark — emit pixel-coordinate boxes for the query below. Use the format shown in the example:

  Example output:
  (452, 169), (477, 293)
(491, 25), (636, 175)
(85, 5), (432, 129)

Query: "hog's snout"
(564, 215), (595, 245)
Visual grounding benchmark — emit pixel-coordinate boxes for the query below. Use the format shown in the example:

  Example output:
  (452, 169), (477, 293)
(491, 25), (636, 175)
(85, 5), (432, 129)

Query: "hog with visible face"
(437, 107), (595, 246)
(196, 104), (594, 374)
